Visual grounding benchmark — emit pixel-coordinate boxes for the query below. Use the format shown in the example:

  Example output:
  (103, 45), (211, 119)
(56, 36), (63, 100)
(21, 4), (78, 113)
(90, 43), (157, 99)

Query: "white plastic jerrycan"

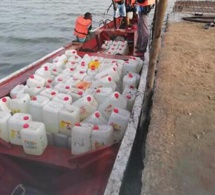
(81, 54), (92, 64)
(40, 88), (59, 100)
(43, 101), (64, 134)
(41, 62), (54, 70)
(68, 53), (82, 62)
(52, 93), (72, 105)
(82, 111), (107, 125)
(122, 86), (137, 112)
(122, 72), (140, 91)
(67, 88), (84, 102)
(95, 66), (120, 82)
(94, 87), (113, 104)
(64, 76), (81, 87)
(21, 122), (48, 155)
(29, 95), (50, 122)
(8, 113), (32, 145)
(44, 75), (55, 87)
(9, 93), (31, 114)
(65, 60), (78, 69)
(65, 49), (77, 57)
(72, 95), (98, 120)
(91, 125), (114, 150)
(25, 86), (43, 99)
(122, 59), (141, 77)
(73, 71), (87, 80)
(54, 54), (68, 69)
(0, 97), (11, 112)
(26, 74), (46, 88)
(91, 76), (117, 91)
(51, 67), (63, 76)
(35, 67), (51, 79)
(59, 104), (80, 136)
(54, 83), (73, 94)
(71, 122), (93, 155)
(98, 92), (127, 119)
(62, 67), (77, 77)
(0, 111), (11, 142)
(10, 84), (28, 99)
(76, 61), (89, 72)
(108, 108), (130, 142)
(53, 74), (70, 86)
(129, 56), (144, 73)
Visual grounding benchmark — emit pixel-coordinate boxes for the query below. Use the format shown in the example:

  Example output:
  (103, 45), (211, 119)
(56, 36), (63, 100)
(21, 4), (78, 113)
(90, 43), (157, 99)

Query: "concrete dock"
(141, 4), (215, 195)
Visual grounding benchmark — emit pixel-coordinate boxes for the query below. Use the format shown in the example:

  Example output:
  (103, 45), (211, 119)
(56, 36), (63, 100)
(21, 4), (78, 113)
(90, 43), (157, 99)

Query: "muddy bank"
(141, 18), (215, 195)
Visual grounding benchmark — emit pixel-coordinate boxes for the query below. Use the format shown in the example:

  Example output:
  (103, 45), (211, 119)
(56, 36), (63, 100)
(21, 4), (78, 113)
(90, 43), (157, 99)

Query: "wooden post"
(147, 0), (168, 90)
(140, 0), (168, 125)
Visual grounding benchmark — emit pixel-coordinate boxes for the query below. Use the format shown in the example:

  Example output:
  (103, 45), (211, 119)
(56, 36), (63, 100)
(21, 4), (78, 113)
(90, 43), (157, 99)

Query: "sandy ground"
(141, 20), (215, 195)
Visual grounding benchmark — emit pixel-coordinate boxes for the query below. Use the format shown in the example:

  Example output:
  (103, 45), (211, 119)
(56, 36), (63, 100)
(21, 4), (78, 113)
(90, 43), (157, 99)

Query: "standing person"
(113, 0), (127, 29)
(125, 0), (137, 26)
(135, 0), (155, 58)
(74, 12), (93, 42)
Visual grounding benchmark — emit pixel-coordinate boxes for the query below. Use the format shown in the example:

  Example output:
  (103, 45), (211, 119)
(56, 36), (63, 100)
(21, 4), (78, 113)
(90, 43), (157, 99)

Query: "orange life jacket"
(74, 16), (92, 39)
(137, 0), (155, 6)
(126, 0), (136, 6)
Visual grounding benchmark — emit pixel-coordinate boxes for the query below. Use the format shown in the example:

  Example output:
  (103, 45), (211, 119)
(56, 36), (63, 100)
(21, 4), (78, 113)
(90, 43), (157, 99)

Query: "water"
(0, 0), (113, 79)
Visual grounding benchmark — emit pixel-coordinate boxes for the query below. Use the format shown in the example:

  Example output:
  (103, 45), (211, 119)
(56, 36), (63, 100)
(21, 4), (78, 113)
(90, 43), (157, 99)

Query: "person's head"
(84, 12), (92, 20)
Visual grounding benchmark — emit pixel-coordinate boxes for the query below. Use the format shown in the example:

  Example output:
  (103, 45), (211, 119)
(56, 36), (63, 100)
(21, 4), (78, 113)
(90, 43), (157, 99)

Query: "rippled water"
(0, 0), (113, 79)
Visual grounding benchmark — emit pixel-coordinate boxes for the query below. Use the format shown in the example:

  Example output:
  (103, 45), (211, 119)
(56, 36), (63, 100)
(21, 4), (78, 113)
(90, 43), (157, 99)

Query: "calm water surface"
(0, 0), (113, 79)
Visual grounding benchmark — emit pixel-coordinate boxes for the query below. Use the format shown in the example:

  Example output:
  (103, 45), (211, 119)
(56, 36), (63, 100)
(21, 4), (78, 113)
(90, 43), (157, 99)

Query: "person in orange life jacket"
(74, 12), (92, 42)
(113, 0), (127, 29)
(135, 0), (155, 57)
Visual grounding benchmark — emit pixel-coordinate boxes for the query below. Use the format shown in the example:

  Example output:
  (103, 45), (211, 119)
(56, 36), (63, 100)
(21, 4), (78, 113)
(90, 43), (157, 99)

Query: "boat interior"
(0, 17), (141, 195)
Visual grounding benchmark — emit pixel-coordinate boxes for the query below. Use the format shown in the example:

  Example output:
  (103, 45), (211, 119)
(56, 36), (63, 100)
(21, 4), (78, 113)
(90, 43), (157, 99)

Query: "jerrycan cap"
(75, 122), (81, 126)
(114, 108), (119, 113)
(93, 125), (99, 130)
(95, 112), (100, 118)
(32, 96), (37, 101)
(64, 97), (69, 101)
(114, 93), (119, 98)
(126, 95), (131, 99)
(128, 73), (133, 78)
(78, 91), (83, 95)
(23, 124), (29, 129)
(23, 116), (29, 120)
(2, 97), (7, 102)
(87, 96), (92, 102)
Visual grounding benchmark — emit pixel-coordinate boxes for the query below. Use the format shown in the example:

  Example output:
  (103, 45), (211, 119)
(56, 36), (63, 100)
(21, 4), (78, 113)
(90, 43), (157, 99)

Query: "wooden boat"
(0, 17), (148, 195)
